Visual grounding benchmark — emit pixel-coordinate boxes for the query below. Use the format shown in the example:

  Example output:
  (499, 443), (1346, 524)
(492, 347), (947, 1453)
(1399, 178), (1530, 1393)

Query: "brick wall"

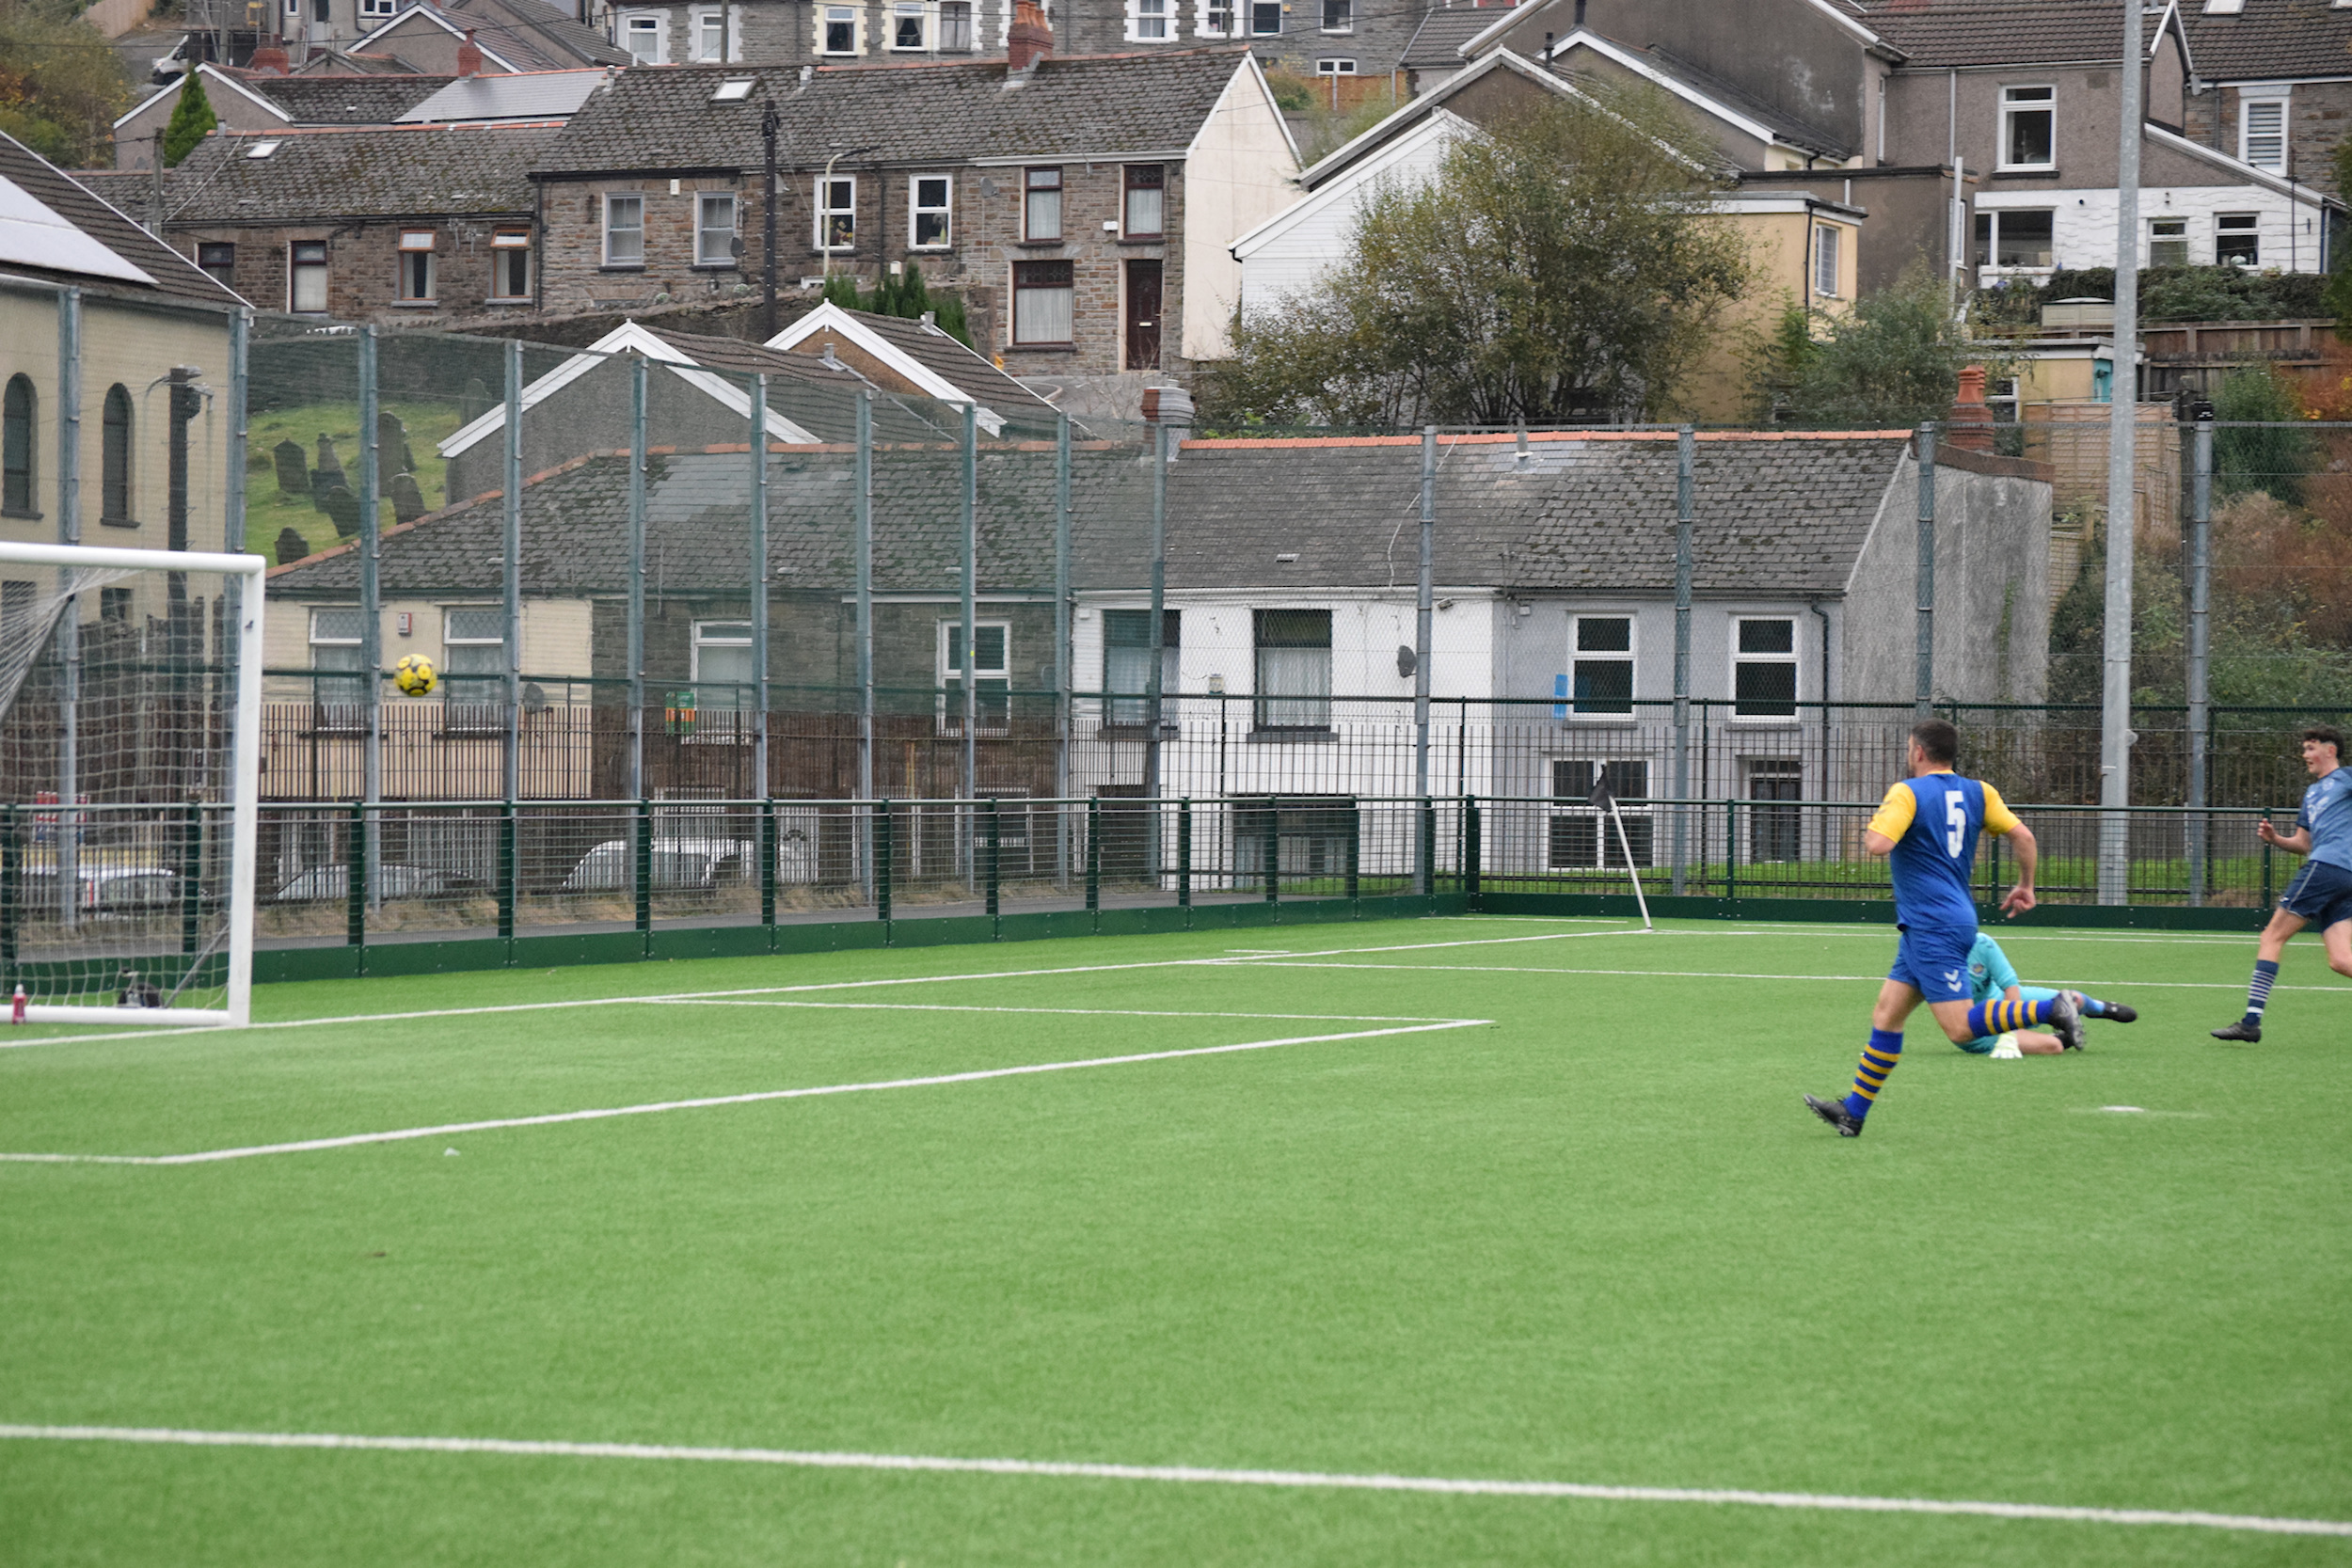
(2184, 82), (2349, 200)
(172, 216), (538, 322)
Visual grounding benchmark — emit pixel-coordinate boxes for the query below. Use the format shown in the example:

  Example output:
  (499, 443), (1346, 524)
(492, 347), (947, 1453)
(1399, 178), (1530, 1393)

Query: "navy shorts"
(2281, 859), (2352, 931)
(1888, 924), (1977, 1005)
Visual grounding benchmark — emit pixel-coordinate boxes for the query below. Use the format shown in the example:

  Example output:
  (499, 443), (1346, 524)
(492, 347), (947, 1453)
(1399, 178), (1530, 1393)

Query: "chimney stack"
(1008, 0), (1052, 72)
(1947, 364), (1994, 452)
(248, 42), (290, 72)
(456, 27), (484, 76)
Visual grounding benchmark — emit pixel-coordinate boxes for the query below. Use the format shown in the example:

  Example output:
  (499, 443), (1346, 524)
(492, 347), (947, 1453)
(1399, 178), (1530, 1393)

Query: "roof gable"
(0, 132), (244, 305)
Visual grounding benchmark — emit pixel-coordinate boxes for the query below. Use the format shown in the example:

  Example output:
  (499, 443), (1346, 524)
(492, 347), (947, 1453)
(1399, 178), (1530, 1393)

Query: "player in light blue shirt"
(2215, 725), (2352, 1041)
(1958, 932), (2137, 1056)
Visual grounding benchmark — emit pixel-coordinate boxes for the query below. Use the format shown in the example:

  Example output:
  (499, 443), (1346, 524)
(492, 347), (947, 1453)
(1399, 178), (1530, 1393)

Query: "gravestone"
(275, 527), (310, 566)
(377, 410), (416, 477)
(312, 435), (345, 512)
(322, 483), (361, 539)
(389, 471), (427, 525)
(272, 438), (309, 499)
(459, 376), (492, 426)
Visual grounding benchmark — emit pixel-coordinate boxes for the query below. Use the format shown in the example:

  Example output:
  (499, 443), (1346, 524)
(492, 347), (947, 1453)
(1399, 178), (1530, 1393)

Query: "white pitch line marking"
(647, 1001), (1461, 1022)
(0, 1020), (1487, 1166)
(1225, 959), (2352, 995)
(0, 1424), (2343, 1538)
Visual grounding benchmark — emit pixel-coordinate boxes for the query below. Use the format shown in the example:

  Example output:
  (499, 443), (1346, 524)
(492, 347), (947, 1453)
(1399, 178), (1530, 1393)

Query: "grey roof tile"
(233, 71), (454, 121)
(1862, 2), (2169, 68)
(163, 121), (561, 223)
(2182, 0), (2352, 80)
(0, 132), (245, 306)
(1399, 6), (1502, 68)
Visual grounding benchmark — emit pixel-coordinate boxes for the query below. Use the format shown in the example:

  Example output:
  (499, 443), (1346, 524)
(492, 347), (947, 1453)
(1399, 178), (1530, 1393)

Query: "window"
(691, 619), (754, 709)
(710, 77), (754, 100)
(821, 4), (856, 52)
(691, 6), (736, 59)
(1200, 0), (1232, 34)
(621, 11), (666, 63)
(1567, 615), (1633, 718)
(245, 140), (280, 160)
(1024, 166), (1061, 240)
(1321, 0), (1350, 28)
(939, 0), (972, 48)
(1998, 84), (2054, 169)
(1104, 609), (1180, 726)
(1973, 208), (2053, 271)
(1122, 165), (1164, 237)
(1253, 609), (1331, 732)
(817, 177), (854, 250)
(309, 607), (367, 709)
(441, 607), (504, 716)
(1132, 0), (1168, 40)
(490, 228), (532, 299)
(2217, 212), (2260, 266)
(695, 193), (738, 266)
(100, 586), (132, 623)
(3, 374), (34, 515)
(397, 229), (436, 303)
(1733, 617), (1797, 720)
(100, 384), (131, 525)
(893, 2), (925, 47)
(1011, 260), (1073, 344)
(1747, 758), (1804, 863)
(2149, 214), (2188, 266)
(604, 194), (644, 266)
(288, 239), (327, 311)
(910, 175), (951, 247)
(1548, 759), (1651, 868)
(2241, 95), (2287, 173)
(939, 620), (1009, 735)
(196, 241), (234, 289)
(1315, 57), (1355, 73)
(1812, 223), (1840, 298)
(358, 0), (394, 15)
(1249, 0), (1279, 33)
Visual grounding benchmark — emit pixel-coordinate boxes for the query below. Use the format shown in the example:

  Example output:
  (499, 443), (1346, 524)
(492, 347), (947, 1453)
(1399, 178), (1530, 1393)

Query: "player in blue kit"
(2213, 725), (2352, 1042)
(1805, 719), (2079, 1136)
(1958, 931), (2137, 1056)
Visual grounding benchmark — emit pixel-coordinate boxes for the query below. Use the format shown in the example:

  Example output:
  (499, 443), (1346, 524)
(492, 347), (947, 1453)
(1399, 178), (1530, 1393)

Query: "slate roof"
(2182, 0), (2352, 81)
(1398, 6), (1502, 69)
(1863, 3), (2171, 69)
(0, 132), (245, 306)
(268, 433), (1914, 600)
(798, 309), (1060, 418)
(236, 71), (453, 121)
(442, 0), (633, 71)
(163, 122), (560, 223)
(536, 49), (1255, 176)
(396, 68), (611, 122)
(639, 325), (985, 445)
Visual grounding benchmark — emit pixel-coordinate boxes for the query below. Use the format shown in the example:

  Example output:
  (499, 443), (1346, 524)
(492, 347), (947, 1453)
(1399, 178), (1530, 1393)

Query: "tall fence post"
(2098, 0), (2145, 907)
(1915, 421), (1936, 721)
(855, 390), (874, 899)
(502, 337), (523, 807)
(750, 372), (770, 806)
(959, 402), (977, 885)
(1146, 421), (1168, 868)
(1416, 426), (1436, 895)
(1055, 413), (1073, 889)
(628, 353), (648, 805)
(54, 286), (80, 930)
(2185, 411), (2214, 908)
(1672, 423), (1692, 896)
(359, 325), (381, 910)
(223, 308), (249, 850)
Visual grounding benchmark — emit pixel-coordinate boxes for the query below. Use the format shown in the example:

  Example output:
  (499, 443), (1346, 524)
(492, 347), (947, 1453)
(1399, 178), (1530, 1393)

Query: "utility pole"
(759, 96), (780, 341)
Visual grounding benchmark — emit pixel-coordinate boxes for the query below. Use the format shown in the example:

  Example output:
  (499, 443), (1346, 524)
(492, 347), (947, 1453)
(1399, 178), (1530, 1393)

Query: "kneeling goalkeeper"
(1957, 932), (2137, 1057)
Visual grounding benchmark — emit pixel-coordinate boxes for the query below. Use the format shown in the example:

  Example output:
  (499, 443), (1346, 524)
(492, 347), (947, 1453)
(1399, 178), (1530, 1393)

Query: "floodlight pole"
(1146, 421), (1168, 831)
(1915, 421), (1936, 721)
(55, 286), (80, 930)
(2098, 0), (2145, 906)
(628, 352), (647, 803)
(960, 401), (977, 856)
(750, 372), (770, 803)
(359, 325), (382, 909)
(1054, 411), (1072, 887)
(2185, 410), (2213, 907)
(855, 389), (873, 895)
(1672, 423), (1692, 897)
(1416, 425), (1435, 896)
(502, 337), (523, 807)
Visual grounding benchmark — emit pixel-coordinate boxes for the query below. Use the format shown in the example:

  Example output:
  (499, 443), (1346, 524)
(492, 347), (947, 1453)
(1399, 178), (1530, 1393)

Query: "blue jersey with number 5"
(1869, 771), (2019, 932)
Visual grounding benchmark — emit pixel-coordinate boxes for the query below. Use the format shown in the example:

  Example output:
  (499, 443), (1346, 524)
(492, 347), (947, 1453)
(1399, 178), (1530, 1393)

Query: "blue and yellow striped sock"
(1964, 995), (2063, 1037)
(1843, 1028), (1903, 1120)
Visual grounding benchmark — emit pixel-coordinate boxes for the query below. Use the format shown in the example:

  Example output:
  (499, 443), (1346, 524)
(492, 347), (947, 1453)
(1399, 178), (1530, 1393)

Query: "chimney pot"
(1947, 364), (1995, 452)
(456, 26), (484, 75)
(247, 43), (290, 72)
(1008, 0), (1052, 73)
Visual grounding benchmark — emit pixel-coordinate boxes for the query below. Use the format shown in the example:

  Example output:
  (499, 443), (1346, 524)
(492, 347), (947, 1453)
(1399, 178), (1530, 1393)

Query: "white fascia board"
(1548, 29), (1782, 148)
(964, 150), (1188, 166)
(1232, 108), (1466, 259)
(1293, 50), (1543, 188)
(762, 301), (1006, 435)
(116, 66), (292, 133)
(1453, 4), (1526, 59)
(2145, 121), (2339, 205)
(355, 5), (523, 70)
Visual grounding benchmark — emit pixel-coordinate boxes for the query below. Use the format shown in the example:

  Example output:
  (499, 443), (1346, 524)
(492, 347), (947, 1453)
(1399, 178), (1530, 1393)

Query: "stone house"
(294, 0), (628, 72)
(2180, 0), (2352, 202)
(528, 30), (1298, 407)
(111, 63), (453, 171)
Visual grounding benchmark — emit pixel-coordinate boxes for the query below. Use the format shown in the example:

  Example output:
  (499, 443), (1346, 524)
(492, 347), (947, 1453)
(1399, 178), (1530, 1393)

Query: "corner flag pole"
(1590, 773), (1652, 931)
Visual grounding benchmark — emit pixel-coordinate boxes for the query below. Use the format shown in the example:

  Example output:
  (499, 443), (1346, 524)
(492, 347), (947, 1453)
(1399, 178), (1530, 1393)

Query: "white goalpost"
(0, 540), (263, 1029)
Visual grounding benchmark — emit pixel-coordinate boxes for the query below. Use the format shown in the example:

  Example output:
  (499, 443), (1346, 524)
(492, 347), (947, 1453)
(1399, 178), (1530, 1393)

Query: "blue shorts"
(2281, 859), (2352, 931)
(1888, 924), (1977, 1006)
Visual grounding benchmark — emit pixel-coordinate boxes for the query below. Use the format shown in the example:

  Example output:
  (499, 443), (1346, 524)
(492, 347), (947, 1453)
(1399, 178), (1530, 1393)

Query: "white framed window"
(396, 229), (436, 303)
(1998, 84), (2055, 170)
(1320, 0), (1350, 29)
(197, 241), (235, 290)
(910, 174), (952, 248)
(1011, 260), (1073, 344)
(489, 229), (531, 299)
(1248, 0), (1279, 33)
(820, 4), (857, 53)
(938, 0), (972, 48)
(1252, 609), (1331, 732)
(1122, 164), (1164, 237)
(695, 192), (738, 266)
(603, 193), (644, 266)
(1314, 57), (1354, 74)
(939, 620), (1009, 735)
(691, 619), (755, 709)
(1812, 223), (1840, 298)
(1198, 0), (1232, 34)
(817, 176), (854, 250)
(358, 0), (395, 17)
(1567, 615), (1634, 719)
(441, 606), (504, 711)
(690, 5), (739, 59)
(892, 1), (925, 47)
(1548, 759), (1651, 867)
(2148, 214), (2188, 266)
(1023, 166), (1061, 240)
(309, 607), (366, 708)
(1732, 617), (1798, 721)
(620, 10), (667, 63)
(288, 238), (327, 312)
(2217, 212), (2260, 266)
(1973, 208), (2054, 272)
(1104, 608), (1179, 726)
(2240, 93), (2287, 173)
(1129, 0), (1169, 40)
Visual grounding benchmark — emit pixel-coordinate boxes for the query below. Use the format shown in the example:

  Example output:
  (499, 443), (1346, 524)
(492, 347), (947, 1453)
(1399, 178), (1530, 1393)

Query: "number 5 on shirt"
(1946, 794), (1966, 858)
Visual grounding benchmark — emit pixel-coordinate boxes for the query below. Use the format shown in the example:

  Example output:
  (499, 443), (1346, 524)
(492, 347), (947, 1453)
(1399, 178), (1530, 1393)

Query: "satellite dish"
(1396, 644), (1417, 678)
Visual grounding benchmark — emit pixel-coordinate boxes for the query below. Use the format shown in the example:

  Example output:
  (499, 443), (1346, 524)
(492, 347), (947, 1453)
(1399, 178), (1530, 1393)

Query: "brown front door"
(1125, 260), (1162, 371)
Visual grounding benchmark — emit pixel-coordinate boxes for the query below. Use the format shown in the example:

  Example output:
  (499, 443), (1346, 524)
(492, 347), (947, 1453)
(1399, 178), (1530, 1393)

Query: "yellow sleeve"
(1980, 783), (2021, 836)
(1867, 782), (1916, 842)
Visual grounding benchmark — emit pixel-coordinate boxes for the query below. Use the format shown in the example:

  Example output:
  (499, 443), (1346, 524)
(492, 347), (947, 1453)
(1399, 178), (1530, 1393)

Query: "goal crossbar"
(0, 541), (265, 1030)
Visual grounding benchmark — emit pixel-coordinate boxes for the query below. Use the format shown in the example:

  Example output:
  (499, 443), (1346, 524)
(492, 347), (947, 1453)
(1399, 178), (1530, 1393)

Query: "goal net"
(0, 542), (262, 1028)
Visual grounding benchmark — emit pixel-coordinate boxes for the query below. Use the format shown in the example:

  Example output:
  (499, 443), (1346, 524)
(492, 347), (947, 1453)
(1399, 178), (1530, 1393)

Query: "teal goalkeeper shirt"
(1964, 933), (2021, 1005)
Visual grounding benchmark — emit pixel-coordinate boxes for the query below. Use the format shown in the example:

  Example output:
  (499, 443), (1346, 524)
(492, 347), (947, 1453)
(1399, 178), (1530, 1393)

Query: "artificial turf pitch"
(2, 915), (2347, 1565)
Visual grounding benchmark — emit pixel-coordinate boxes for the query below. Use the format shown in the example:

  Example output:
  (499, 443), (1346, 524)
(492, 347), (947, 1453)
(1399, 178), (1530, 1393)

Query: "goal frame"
(0, 540), (264, 1029)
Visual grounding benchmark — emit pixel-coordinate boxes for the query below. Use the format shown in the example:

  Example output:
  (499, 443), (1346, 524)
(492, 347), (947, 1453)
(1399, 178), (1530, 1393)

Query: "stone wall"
(2184, 82), (2349, 201)
(169, 217), (536, 322)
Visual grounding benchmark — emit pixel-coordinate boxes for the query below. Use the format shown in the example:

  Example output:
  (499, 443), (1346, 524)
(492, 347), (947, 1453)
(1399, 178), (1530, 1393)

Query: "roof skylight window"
(711, 79), (755, 102)
(246, 140), (281, 158)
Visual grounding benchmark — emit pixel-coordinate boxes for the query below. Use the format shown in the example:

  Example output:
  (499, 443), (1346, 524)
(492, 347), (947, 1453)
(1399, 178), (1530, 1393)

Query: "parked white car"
(270, 865), (471, 903)
(18, 864), (183, 918)
(558, 838), (758, 895)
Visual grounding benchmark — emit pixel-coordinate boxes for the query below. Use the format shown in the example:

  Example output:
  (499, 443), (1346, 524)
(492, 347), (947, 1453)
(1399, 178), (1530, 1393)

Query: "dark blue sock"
(2245, 959), (2279, 1028)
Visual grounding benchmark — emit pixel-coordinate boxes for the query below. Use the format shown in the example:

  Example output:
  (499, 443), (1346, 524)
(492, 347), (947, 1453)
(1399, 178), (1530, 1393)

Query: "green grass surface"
(4, 916), (2349, 1564)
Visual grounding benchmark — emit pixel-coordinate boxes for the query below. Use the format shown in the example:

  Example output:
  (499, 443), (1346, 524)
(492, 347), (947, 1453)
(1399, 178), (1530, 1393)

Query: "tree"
(1753, 263), (1991, 430)
(160, 71), (216, 168)
(1199, 86), (1752, 428)
(0, 0), (131, 167)
(2212, 364), (2314, 509)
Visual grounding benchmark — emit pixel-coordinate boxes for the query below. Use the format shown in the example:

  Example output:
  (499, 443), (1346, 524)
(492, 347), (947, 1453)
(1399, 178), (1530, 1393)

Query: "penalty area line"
(0, 1019), (1489, 1166)
(0, 1426), (2343, 1539)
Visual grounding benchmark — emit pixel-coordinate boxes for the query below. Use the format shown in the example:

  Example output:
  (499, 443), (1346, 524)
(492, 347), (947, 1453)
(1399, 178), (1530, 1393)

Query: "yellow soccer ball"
(393, 654), (437, 696)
